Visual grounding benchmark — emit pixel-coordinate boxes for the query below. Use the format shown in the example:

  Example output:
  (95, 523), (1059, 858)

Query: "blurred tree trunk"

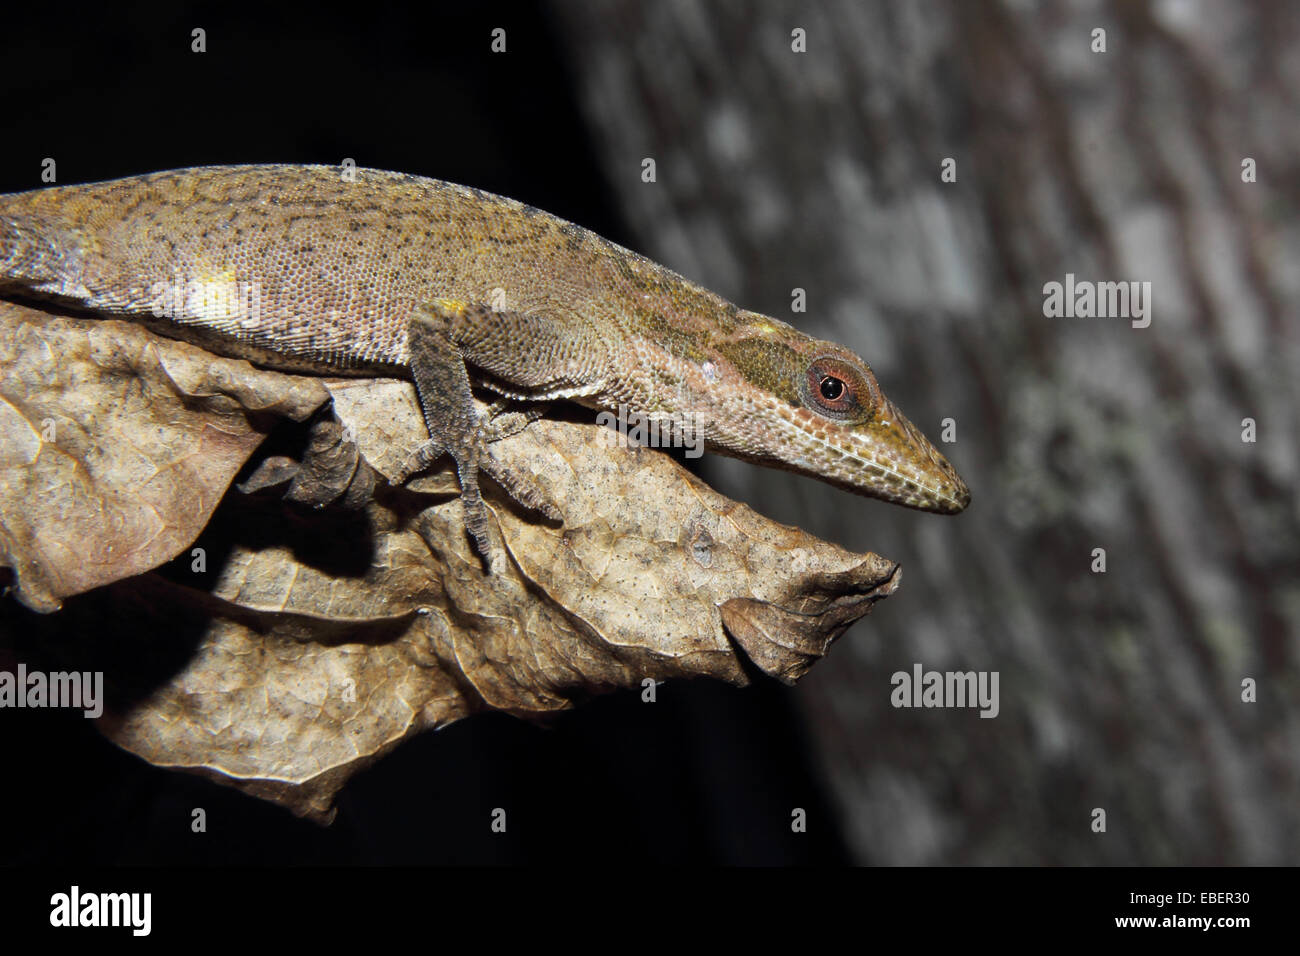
(549, 0), (1300, 863)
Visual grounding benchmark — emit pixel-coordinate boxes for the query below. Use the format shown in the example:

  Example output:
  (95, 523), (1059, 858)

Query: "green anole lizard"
(0, 165), (969, 560)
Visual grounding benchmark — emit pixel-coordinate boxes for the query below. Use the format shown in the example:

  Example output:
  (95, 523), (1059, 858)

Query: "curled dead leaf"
(0, 301), (900, 821)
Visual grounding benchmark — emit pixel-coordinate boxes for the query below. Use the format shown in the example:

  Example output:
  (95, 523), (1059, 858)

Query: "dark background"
(3, 0), (1298, 866)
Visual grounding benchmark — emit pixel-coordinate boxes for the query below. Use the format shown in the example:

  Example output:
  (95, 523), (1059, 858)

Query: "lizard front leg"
(393, 300), (610, 562)
(392, 315), (500, 559)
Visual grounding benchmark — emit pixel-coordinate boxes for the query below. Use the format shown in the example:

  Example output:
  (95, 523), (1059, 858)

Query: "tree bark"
(550, 0), (1300, 864)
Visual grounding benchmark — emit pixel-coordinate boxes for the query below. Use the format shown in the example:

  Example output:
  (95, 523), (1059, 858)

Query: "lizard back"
(0, 164), (670, 376)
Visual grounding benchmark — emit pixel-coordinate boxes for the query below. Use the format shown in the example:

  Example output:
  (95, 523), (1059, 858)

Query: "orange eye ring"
(802, 356), (878, 421)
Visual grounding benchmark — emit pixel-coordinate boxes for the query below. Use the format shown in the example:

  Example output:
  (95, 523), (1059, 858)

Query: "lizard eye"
(802, 356), (878, 421)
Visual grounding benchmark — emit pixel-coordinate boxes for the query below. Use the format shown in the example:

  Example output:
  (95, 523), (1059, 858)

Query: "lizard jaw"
(728, 395), (971, 514)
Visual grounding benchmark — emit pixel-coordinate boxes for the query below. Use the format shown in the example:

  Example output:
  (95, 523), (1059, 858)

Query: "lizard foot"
(482, 400), (547, 443)
(480, 401), (561, 521)
(401, 304), (573, 566)
(390, 434), (496, 563)
(389, 423), (560, 561)
(479, 452), (562, 522)
(390, 437), (447, 486)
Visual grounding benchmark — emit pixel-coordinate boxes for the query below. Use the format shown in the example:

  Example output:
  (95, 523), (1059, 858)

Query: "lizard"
(0, 164), (969, 562)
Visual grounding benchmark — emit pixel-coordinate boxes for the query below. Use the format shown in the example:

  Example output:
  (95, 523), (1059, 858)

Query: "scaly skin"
(0, 165), (969, 554)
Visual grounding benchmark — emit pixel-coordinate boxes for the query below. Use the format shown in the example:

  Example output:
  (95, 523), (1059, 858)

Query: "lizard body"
(0, 165), (969, 557)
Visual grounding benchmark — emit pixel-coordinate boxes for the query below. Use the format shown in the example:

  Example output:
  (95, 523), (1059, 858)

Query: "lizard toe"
(481, 454), (562, 523)
(390, 438), (448, 484)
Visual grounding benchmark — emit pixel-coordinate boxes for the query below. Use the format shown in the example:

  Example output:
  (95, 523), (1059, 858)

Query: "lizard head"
(707, 316), (971, 513)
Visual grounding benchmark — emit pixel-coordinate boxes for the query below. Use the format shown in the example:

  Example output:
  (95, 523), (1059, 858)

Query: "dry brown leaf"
(0, 300), (330, 611)
(0, 302), (900, 821)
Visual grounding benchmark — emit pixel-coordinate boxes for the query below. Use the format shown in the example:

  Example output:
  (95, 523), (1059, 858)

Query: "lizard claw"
(480, 452), (562, 522)
(482, 404), (547, 444)
(389, 437), (447, 485)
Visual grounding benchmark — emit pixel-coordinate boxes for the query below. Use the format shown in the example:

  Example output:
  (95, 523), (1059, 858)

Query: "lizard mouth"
(775, 399), (971, 514)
